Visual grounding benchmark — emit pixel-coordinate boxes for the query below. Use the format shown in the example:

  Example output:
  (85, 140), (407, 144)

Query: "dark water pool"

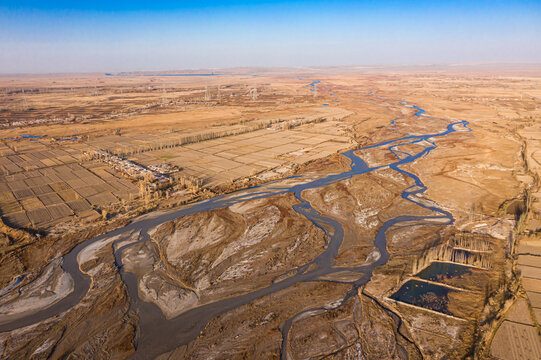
(416, 261), (472, 282)
(391, 279), (455, 315)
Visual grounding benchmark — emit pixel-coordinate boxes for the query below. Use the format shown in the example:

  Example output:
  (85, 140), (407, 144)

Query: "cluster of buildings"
(1, 117), (68, 128)
(148, 163), (178, 175)
(89, 150), (170, 182)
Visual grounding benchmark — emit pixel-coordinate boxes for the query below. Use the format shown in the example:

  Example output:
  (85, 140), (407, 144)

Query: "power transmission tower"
(162, 86), (167, 104)
(204, 84), (211, 101)
(21, 89), (28, 111)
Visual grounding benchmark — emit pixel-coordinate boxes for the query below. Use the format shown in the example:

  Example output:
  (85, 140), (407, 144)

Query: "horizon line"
(2, 61), (541, 77)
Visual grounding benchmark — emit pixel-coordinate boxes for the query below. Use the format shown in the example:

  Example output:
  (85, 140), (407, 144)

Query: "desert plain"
(0, 64), (540, 359)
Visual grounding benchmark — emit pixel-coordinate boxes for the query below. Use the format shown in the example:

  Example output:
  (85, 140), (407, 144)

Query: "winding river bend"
(0, 88), (471, 359)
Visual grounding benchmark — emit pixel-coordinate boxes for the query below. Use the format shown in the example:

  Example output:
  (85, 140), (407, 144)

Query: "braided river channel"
(0, 89), (471, 359)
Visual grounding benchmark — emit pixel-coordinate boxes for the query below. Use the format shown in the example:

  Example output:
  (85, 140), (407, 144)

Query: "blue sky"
(1, 1), (540, 73)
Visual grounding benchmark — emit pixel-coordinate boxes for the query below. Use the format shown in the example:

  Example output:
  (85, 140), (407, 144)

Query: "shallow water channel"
(0, 88), (471, 359)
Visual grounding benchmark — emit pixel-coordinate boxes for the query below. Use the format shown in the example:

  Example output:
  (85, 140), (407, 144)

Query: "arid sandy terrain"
(0, 65), (540, 359)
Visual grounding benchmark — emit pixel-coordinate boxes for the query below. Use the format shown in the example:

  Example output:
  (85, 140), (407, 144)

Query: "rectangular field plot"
(13, 188), (34, 200)
(75, 186), (100, 198)
(2, 211), (30, 228)
(86, 192), (118, 206)
(67, 200), (92, 212)
(0, 182), (10, 193)
(38, 193), (64, 206)
(58, 189), (80, 202)
(0, 190), (15, 202)
(0, 201), (22, 214)
(8, 180), (30, 192)
(20, 197), (45, 211)
(0, 148), (138, 229)
(130, 120), (351, 186)
(47, 204), (73, 219)
(31, 185), (54, 196)
(491, 321), (541, 359)
(27, 208), (53, 227)
(49, 182), (71, 192)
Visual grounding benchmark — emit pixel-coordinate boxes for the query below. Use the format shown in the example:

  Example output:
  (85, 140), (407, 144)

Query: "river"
(0, 86), (471, 359)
